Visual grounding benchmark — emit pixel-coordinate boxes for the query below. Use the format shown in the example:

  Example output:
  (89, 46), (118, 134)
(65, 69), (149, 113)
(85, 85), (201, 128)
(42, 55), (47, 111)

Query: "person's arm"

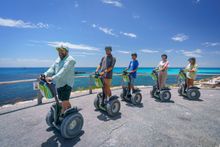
(104, 57), (116, 73)
(96, 57), (103, 72)
(44, 63), (56, 77)
(160, 61), (169, 71)
(189, 65), (198, 72)
(52, 60), (76, 81)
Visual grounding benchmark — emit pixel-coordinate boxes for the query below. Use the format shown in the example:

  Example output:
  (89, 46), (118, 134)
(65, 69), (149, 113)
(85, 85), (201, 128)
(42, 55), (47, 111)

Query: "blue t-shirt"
(128, 60), (139, 78)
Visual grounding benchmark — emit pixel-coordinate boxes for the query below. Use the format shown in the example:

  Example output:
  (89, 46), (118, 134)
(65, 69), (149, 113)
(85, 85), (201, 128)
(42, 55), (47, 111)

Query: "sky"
(0, 0), (220, 67)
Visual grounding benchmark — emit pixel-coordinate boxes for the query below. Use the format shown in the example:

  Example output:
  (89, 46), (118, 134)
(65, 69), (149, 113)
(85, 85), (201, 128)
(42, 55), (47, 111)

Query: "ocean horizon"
(0, 67), (220, 105)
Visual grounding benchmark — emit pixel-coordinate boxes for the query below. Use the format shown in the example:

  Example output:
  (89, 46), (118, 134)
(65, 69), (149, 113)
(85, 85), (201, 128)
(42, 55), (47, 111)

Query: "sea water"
(0, 67), (219, 105)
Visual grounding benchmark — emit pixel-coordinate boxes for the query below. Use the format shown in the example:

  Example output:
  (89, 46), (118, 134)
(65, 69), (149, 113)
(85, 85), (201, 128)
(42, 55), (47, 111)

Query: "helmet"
(161, 54), (167, 59)
(188, 57), (196, 62)
(131, 53), (137, 57)
(105, 46), (112, 51)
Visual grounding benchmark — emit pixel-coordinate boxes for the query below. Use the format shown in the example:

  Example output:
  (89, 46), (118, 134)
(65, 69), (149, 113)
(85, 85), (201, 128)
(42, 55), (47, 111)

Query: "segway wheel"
(131, 93), (142, 105)
(107, 99), (120, 117)
(120, 93), (125, 101)
(178, 87), (182, 96)
(160, 90), (171, 102)
(178, 85), (185, 96)
(60, 113), (84, 139)
(150, 89), (155, 98)
(94, 96), (100, 110)
(46, 110), (54, 127)
(187, 89), (201, 100)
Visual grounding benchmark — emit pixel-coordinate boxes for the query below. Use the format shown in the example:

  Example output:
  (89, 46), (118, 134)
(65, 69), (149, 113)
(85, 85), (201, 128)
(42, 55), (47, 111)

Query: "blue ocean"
(0, 67), (220, 105)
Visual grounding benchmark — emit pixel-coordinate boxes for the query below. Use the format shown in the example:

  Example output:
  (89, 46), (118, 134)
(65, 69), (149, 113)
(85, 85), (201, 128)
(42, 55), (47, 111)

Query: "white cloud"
(0, 58), (53, 67)
(0, 17), (49, 29)
(74, 52), (97, 55)
(71, 52), (99, 57)
(181, 49), (202, 57)
(172, 33), (189, 42)
(98, 26), (117, 36)
(92, 24), (97, 28)
(202, 42), (220, 47)
(117, 50), (130, 54)
(74, 1), (79, 8)
(47, 41), (100, 51)
(101, 0), (123, 7)
(165, 49), (173, 53)
(81, 20), (87, 23)
(132, 14), (140, 19)
(91, 24), (116, 36)
(140, 49), (159, 53)
(194, 0), (200, 4)
(120, 32), (137, 38)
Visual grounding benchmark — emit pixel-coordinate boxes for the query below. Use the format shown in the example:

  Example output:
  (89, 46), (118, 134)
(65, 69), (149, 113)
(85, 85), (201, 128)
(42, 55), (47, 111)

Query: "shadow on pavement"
(41, 127), (84, 147)
(154, 99), (175, 103)
(182, 97), (204, 102)
(97, 111), (122, 122)
(125, 102), (144, 108)
(0, 93), (93, 116)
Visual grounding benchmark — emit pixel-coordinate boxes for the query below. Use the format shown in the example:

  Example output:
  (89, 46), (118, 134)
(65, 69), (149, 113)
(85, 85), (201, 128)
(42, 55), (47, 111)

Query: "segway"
(177, 69), (201, 100)
(39, 75), (84, 139)
(120, 71), (142, 105)
(150, 69), (171, 102)
(93, 72), (121, 117)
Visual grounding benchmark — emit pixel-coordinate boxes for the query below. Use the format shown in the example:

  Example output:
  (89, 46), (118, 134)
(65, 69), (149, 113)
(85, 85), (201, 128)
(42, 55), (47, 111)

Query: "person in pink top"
(157, 54), (169, 89)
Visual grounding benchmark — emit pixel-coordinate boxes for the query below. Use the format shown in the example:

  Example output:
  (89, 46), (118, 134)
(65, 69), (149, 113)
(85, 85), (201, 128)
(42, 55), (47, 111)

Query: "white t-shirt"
(158, 60), (169, 72)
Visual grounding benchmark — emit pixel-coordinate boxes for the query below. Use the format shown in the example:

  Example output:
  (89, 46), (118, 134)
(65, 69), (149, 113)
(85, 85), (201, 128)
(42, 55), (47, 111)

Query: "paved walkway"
(0, 87), (220, 147)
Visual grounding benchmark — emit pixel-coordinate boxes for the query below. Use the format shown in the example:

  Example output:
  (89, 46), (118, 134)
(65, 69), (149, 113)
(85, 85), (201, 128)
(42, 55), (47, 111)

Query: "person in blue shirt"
(124, 53), (139, 93)
(44, 45), (76, 114)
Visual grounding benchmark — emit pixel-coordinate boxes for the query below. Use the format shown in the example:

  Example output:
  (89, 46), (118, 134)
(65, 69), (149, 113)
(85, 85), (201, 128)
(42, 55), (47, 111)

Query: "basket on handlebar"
(150, 72), (157, 81)
(178, 70), (186, 80)
(39, 80), (54, 99)
(122, 74), (130, 82)
(93, 73), (103, 88)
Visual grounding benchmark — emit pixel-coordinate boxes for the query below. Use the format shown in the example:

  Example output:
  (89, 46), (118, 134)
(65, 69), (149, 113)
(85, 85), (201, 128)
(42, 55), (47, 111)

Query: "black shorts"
(57, 85), (72, 101)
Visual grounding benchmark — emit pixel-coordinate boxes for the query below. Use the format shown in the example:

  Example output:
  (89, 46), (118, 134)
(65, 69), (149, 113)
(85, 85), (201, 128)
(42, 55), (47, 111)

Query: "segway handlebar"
(178, 69), (187, 80)
(122, 70), (130, 76)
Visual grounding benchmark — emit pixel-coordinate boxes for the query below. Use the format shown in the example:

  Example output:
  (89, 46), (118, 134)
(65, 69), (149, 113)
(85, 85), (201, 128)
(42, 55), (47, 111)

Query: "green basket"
(95, 78), (103, 88)
(150, 72), (157, 81)
(122, 75), (130, 82)
(179, 72), (186, 80)
(39, 83), (54, 99)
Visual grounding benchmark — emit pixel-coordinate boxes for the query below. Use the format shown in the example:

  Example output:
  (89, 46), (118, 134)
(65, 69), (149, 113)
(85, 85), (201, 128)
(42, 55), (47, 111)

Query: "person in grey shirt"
(96, 46), (116, 102)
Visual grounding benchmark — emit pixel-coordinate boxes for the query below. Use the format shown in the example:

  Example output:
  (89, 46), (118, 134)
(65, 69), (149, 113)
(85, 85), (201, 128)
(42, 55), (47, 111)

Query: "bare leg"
(187, 78), (194, 88)
(104, 79), (111, 99)
(61, 100), (71, 114)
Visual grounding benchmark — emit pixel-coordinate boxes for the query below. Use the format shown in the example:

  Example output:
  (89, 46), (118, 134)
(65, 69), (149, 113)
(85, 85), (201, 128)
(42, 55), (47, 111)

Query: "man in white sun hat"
(44, 45), (76, 114)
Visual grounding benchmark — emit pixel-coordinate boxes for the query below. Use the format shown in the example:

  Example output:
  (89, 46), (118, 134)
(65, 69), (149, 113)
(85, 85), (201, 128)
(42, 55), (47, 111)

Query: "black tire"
(160, 90), (171, 102)
(60, 113), (84, 139)
(106, 99), (120, 116)
(46, 110), (54, 127)
(94, 96), (100, 110)
(178, 87), (182, 96)
(150, 89), (155, 98)
(131, 93), (142, 105)
(120, 92), (125, 101)
(187, 89), (201, 100)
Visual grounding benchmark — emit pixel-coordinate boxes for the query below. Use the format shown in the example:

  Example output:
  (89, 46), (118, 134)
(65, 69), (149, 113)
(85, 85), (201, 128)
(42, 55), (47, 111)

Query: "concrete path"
(0, 87), (220, 147)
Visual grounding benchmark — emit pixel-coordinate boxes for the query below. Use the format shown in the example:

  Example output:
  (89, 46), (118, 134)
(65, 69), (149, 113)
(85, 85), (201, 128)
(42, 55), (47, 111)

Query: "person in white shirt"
(157, 54), (169, 89)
